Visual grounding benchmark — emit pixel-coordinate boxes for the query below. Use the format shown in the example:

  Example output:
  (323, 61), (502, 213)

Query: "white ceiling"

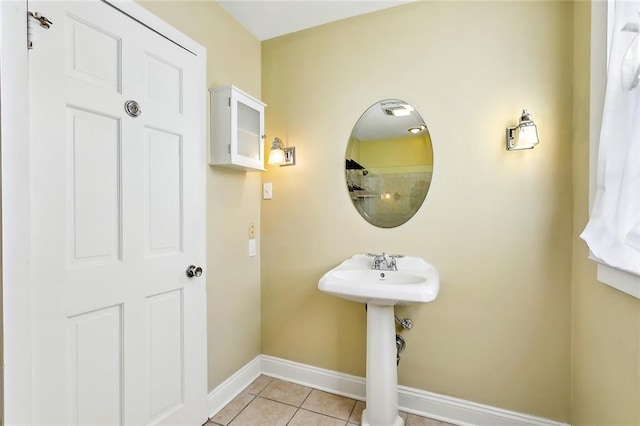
(217, 0), (414, 41)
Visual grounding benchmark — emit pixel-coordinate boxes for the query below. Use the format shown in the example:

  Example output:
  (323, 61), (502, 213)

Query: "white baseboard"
(208, 355), (570, 426)
(261, 354), (366, 402)
(397, 385), (568, 426)
(207, 355), (261, 418)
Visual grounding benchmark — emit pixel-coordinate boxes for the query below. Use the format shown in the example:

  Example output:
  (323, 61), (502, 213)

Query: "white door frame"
(0, 2), (208, 423)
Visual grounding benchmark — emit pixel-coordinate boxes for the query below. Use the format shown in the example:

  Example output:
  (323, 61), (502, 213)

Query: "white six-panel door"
(28, 1), (207, 424)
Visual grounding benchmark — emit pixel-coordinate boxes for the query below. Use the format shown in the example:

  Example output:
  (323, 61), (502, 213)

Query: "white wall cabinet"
(210, 86), (266, 171)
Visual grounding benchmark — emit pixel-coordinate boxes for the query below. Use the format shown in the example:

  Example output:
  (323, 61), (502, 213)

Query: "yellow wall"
(137, 0), (262, 390)
(262, 1), (573, 421)
(570, 2), (640, 424)
(355, 135), (433, 169)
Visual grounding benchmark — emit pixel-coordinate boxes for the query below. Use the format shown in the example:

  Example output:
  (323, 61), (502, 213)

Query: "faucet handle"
(388, 254), (403, 271)
(366, 252), (388, 261)
(367, 253), (387, 269)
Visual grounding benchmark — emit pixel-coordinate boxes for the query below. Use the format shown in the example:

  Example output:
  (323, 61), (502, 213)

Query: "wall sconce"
(506, 109), (540, 151)
(268, 137), (296, 166)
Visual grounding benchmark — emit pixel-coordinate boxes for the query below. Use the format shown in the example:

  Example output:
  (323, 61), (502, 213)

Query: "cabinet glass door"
(236, 101), (261, 161)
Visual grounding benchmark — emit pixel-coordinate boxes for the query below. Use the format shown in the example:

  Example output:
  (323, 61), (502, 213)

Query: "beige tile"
(210, 392), (255, 425)
(245, 375), (273, 395)
(259, 378), (312, 406)
(348, 400), (365, 424)
(302, 389), (357, 421)
(405, 413), (456, 426)
(228, 397), (296, 426)
(400, 411), (409, 422)
(288, 409), (348, 426)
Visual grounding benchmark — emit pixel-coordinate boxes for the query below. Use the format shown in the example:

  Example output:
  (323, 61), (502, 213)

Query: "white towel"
(581, 1), (640, 276)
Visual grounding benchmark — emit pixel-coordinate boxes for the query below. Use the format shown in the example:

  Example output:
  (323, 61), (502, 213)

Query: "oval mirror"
(345, 99), (434, 228)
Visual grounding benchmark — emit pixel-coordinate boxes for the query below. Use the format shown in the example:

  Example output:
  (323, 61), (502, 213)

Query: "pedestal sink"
(318, 254), (439, 426)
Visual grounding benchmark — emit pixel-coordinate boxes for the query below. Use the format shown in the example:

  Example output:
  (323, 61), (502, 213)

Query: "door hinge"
(27, 11), (53, 50)
(228, 144), (231, 154)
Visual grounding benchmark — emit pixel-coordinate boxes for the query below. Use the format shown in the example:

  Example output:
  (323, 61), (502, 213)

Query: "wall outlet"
(263, 182), (273, 200)
(249, 222), (256, 238)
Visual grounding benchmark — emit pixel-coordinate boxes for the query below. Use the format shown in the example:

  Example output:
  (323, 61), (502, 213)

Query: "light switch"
(249, 222), (256, 238)
(248, 238), (257, 257)
(263, 182), (273, 200)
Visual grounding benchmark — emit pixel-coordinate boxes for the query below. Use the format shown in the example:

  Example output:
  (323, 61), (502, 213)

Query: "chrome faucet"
(367, 253), (404, 271)
(372, 253), (390, 270)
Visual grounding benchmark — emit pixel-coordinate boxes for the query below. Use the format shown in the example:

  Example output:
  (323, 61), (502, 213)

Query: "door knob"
(185, 265), (203, 278)
(124, 100), (142, 117)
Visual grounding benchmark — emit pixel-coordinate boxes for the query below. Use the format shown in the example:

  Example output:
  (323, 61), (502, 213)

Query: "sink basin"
(331, 270), (425, 285)
(318, 254), (439, 306)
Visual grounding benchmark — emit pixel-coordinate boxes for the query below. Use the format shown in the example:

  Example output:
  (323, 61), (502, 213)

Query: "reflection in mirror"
(346, 100), (433, 228)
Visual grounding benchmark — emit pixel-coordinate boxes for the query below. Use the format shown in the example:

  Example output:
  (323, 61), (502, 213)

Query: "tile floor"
(207, 375), (455, 426)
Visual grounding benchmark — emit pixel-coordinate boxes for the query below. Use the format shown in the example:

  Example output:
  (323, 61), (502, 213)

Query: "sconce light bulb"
(268, 146), (285, 165)
(408, 124), (426, 134)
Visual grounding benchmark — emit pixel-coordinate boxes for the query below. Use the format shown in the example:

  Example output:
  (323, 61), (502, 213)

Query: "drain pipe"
(395, 334), (405, 365)
(394, 312), (412, 365)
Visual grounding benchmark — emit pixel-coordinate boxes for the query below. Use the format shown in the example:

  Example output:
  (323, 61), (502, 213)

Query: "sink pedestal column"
(361, 304), (403, 426)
